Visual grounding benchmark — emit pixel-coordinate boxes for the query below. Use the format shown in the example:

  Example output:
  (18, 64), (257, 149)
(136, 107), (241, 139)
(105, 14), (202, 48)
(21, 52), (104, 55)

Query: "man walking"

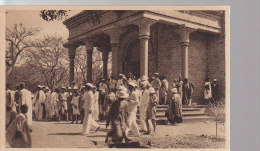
(82, 83), (100, 135)
(125, 82), (140, 137)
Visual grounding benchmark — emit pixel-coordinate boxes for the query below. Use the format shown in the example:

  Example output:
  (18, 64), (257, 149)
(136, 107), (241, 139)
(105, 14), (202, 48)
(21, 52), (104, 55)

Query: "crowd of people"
(5, 72), (220, 148)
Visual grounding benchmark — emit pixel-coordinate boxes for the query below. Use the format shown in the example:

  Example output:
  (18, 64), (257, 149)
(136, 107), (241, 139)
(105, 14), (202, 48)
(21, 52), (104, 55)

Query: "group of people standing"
(5, 72), (221, 148)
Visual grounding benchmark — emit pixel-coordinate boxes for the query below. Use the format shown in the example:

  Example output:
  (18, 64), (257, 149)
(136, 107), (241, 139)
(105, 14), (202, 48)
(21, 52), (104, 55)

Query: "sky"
(6, 10), (81, 39)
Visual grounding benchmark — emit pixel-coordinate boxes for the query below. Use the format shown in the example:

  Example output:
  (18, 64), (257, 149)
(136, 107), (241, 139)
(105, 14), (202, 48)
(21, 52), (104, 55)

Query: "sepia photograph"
(3, 6), (229, 149)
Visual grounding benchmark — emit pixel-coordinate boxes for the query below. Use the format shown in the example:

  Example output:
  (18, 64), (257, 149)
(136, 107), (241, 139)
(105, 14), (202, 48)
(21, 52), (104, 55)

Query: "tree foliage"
(6, 24), (39, 76)
(40, 10), (70, 21)
(25, 36), (69, 90)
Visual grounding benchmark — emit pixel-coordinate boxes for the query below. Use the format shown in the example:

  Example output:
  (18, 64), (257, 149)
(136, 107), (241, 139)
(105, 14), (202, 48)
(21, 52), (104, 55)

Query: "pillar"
(105, 29), (124, 77)
(102, 50), (109, 79)
(69, 49), (76, 84)
(86, 41), (94, 83)
(137, 20), (155, 77)
(175, 27), (196, 79)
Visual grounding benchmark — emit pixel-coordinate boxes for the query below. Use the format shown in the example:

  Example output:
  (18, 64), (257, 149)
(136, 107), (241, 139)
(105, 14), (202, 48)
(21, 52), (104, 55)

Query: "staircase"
(137, 104), (212, 125)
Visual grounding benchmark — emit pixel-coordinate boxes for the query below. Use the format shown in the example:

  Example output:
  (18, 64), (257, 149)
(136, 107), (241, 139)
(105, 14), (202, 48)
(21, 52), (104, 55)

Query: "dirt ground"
(6, 120), (226, 148)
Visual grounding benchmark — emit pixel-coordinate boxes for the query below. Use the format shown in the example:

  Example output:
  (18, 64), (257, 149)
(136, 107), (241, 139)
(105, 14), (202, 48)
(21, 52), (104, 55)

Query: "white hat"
(119, 73), (124, 77)
(38, 85), (42, 88)
(127, 82), (137, 88)
(141, 76), (148, 81)
(68, 87), (72, 90)
(85, 83), (93, 88)
(140, 81), (150, 87)
(73, 86), (78, 90)
(154, 73), (159, 76)
(45, 86), (50, 90)
(213, 79), (217, 82)
(61, 86), (66, 89)
(116, 86), (129, 99)
(171, 88), (178, 93)
(148, 87), (156, 94)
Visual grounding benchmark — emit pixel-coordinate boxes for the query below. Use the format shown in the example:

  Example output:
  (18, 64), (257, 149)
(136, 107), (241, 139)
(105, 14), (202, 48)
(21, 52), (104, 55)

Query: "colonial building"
(63, 10), (226, 103)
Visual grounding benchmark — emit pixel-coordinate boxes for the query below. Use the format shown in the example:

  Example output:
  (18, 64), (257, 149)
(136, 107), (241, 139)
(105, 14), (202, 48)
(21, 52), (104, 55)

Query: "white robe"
(139, 89), (150, 131)
(92, 91), (99, 121)
(204, 82), (212, 99)
(19, 89), (33, 127)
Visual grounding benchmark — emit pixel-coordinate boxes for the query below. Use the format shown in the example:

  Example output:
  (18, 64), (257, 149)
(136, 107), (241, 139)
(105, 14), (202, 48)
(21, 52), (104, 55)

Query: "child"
(6, 104), (32, 148)
(71, 86), (80, 123)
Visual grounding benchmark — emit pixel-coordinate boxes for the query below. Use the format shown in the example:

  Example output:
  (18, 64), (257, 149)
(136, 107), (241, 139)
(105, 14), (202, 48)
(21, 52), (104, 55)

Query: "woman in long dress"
(165, 88), (182, 125)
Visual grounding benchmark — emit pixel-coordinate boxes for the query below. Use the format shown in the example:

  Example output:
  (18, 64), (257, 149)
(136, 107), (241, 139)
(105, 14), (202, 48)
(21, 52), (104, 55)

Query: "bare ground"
(7, 120), (226, 148)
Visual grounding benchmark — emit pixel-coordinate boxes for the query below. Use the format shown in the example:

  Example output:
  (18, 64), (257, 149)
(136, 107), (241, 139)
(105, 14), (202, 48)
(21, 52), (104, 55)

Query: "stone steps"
(137, 104), (210, 124)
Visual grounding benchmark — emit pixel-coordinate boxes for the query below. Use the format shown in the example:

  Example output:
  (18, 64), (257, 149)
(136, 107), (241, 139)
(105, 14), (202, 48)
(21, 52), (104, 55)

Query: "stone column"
(137, 20), (156, 77)
(175, 27), (196, 79)
(102, 50), (109, 79)
(68, 48), (76, 84)
(105, 29), (123, 77)
(85, 41), (94, 83)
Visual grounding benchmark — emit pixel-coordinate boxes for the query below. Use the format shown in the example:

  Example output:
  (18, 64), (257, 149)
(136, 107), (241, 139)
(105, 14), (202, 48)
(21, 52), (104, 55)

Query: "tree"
(6, 24), (39, 76)
(74, 46), (112, 84)
(25, 35), (69, 90)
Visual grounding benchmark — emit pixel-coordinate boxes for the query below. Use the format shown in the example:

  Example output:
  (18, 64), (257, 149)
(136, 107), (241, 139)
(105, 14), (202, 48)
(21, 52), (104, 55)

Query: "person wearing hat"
(182, 78), (195, 106)
(145, 87), (158, 135)
(125, 82), (140, 137)
(211, 79), (220, 103)
(59, 86), (69, 121)
(105, 86), (132, 147)
(71, 86), (80, 123)
(165, 88), (182, 125)
(138, 81), (150, 132)
(82, 83), (100, 135)
(204, 77), (212, 105)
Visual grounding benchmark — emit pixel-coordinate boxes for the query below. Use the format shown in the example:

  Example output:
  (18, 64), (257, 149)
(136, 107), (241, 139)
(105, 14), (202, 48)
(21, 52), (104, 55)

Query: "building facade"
(63, 10), (226, 103)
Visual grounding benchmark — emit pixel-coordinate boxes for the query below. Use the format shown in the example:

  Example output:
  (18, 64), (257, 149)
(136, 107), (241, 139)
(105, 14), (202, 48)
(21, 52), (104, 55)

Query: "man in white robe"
(18, 82), (33, 128)
(125, 82), (140, 137)
(139, 81), (150, 132)
(82, 83), (100, 135)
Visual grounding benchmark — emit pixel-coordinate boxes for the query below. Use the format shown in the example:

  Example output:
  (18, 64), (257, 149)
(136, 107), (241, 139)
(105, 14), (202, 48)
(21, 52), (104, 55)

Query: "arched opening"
(122, 39), (140, 78)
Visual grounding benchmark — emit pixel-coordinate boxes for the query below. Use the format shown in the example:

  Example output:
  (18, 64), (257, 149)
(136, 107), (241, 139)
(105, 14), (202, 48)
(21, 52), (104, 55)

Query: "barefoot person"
(71, 86), (80, 123)
(82, 83), (100, 135)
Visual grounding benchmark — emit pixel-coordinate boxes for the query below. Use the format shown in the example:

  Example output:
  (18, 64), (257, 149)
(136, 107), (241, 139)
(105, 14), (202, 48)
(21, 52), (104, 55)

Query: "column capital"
(104, 28), (126, 44)
(174, 27), (196, 43)
(134, 18), (157, 37)
(69, 49), (76, 58)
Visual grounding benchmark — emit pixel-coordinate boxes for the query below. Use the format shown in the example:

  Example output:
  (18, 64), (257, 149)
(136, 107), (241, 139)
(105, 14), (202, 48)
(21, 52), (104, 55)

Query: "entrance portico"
(63, 10), (225, 102)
